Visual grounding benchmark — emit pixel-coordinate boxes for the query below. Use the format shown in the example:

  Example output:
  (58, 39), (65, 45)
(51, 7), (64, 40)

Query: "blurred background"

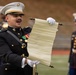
(0, 0), (76, 75)
(0, 0), (76, 49)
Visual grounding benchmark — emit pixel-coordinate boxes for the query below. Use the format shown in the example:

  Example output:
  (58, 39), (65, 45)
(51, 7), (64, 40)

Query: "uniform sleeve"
(0, 37), (23, 67)
(68, 32), (74, 63)
(23, 27), (32, 34)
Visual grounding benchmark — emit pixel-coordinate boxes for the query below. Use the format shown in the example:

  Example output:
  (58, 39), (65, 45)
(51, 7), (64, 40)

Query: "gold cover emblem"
(17, 3), (20, 6)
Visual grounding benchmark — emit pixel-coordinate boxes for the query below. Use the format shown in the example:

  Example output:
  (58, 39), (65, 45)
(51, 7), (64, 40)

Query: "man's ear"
(5, 15), (8, 21)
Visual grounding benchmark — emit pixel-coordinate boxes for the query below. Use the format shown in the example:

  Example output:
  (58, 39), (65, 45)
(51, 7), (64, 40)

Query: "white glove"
(27, 59), (40, 67)
(47, 17), (56, 25)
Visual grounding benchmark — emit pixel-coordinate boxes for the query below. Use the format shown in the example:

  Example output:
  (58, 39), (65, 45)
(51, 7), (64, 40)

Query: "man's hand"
(46, 17), (56, 25)
(27, 59), (40, 67)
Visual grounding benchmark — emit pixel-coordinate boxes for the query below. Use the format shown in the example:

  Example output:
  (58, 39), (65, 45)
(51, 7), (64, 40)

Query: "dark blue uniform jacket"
(0, 26), (33, 75)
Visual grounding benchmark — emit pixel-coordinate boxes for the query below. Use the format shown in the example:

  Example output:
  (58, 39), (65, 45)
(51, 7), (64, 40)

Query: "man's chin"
(16, 24), (21, 28)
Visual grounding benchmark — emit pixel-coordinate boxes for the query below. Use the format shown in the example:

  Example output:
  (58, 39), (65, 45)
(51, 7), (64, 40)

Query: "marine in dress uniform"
(0, 2), (39, 75)
(68, 13), (76, 75)
(68, 31), (76, 75)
